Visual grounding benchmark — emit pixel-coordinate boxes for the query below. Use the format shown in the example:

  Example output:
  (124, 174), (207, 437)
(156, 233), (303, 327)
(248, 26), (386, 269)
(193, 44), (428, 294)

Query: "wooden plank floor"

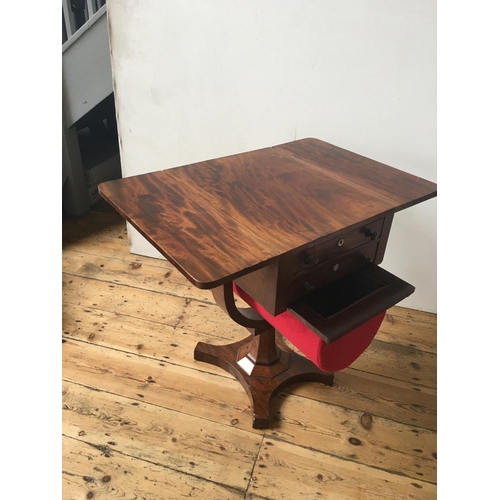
(62, 200), (437, 500)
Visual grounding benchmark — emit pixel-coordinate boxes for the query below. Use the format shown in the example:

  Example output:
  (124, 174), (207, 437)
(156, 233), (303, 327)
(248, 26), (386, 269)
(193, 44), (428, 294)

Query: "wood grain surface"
(62, 202), (437, 499)
(99, 138), (437, 288)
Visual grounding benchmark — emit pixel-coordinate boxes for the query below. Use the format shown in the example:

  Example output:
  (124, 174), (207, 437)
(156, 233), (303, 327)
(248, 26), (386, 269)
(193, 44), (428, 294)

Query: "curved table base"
(194, 335), (334, 429)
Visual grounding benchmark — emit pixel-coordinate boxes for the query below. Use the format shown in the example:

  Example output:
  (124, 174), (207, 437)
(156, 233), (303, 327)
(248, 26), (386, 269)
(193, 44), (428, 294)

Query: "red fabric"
(233, 283), (385, 373)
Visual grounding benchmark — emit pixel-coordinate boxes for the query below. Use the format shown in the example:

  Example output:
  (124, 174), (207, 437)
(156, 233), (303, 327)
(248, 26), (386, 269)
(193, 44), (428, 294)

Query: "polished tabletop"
(99, 138), (437, 289)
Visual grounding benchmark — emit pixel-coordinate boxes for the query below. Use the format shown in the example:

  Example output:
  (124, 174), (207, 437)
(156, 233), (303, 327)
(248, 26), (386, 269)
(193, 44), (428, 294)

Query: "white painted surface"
(108, 0), (436, 312)
(62, 0), (76, 38)
(62, 7), (113, 127)
(86, 0), (96, 18)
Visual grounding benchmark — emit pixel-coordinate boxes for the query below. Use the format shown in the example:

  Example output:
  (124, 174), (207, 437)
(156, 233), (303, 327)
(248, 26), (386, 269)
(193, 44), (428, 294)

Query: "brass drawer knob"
(364, 228), (379, 240)
(360, 254), (374, 264)
(301, 281), (316, 293)
(304, 254), (319, 266)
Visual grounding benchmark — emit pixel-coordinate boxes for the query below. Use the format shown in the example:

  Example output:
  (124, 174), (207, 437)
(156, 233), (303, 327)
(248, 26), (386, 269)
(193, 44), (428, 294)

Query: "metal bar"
(86, 0), (95, 18)
(62, 0), (75, 37)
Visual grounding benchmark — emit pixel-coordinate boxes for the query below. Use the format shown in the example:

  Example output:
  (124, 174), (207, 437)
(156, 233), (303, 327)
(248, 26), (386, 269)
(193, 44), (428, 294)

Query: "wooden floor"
(62, 200), (437, 500)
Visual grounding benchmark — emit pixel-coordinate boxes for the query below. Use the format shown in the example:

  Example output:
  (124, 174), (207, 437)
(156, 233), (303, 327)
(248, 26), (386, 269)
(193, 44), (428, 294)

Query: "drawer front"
(290, 219), (384, 275)
(288, 264), (415, 344)
(288, 239), (379, 302)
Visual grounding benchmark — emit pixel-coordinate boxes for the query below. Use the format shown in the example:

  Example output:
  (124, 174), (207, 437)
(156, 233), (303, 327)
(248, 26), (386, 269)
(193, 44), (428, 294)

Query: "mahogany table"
(99, 138), (437, 429)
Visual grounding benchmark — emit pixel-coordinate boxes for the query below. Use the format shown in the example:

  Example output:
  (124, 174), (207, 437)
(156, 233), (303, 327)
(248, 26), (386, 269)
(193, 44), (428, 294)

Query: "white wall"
(107, 0), (437, 312)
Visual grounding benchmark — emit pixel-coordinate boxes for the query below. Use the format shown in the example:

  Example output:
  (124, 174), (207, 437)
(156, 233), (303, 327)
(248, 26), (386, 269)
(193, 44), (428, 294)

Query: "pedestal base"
(194, 335), (334, 429)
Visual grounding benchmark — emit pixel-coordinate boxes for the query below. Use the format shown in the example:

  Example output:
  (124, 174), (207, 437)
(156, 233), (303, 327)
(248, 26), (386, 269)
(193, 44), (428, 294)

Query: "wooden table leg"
(194, 327), (334, 429)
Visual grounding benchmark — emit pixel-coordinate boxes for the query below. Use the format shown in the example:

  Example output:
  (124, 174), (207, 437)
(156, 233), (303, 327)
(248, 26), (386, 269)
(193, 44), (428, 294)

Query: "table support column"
(194, 282), (334, 429)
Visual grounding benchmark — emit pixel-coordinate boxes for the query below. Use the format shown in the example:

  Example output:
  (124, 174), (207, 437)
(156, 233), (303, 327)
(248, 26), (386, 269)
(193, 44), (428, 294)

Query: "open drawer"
(287, 264), (415, 344)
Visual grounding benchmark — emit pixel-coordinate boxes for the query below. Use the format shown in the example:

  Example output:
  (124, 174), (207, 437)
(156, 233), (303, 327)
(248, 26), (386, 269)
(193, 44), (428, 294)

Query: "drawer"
(288, 264), (415, 344)
(288, 239), (379, 302)
(290, 218), (384, 275)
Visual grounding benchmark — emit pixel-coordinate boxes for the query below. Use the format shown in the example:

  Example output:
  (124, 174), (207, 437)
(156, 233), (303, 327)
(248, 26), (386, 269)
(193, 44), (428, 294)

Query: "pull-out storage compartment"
(288, 239), (379, 302)
(288, 264), (415, 344)
(234, 216), (395, 317)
